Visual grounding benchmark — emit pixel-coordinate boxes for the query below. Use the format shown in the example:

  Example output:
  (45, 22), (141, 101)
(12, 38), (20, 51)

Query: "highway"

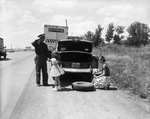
(1, 51), (150, 119)
(0, 51), (35, 119)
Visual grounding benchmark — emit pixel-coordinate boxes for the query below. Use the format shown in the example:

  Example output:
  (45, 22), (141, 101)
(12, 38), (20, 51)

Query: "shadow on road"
(46, 73), (118, 92)
(0, 58), (12, 61)
(97, 86), (118, 91)
(60, 73), (92, 87)
(41, 84), (55, 87)
(58, 87), (73, 92)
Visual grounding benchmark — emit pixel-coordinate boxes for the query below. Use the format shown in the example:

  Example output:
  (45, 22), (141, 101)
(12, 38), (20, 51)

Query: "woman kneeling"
(92, 56), (111, 89)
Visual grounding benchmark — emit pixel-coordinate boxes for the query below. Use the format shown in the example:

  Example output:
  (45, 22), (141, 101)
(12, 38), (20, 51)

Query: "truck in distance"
(0, 37), (7, 59)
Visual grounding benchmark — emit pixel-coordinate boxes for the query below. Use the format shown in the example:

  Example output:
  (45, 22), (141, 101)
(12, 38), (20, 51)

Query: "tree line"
(84, 21), (150, 47)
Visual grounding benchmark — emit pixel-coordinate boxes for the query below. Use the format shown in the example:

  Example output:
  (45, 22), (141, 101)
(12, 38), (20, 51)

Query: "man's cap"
(38, 33), (45, 38)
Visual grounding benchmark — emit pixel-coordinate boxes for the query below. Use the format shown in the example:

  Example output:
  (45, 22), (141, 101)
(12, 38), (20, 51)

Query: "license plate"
(72, 63), (80, 68)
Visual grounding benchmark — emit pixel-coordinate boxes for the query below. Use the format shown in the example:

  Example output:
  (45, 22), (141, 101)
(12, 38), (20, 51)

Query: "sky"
(0, 0), (150, 49)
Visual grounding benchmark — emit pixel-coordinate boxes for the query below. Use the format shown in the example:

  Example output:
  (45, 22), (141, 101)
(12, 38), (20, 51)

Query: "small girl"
(50, 51), (64, 91)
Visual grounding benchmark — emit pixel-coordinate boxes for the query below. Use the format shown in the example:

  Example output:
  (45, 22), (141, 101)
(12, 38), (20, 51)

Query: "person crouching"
(92, 56), (111, 89)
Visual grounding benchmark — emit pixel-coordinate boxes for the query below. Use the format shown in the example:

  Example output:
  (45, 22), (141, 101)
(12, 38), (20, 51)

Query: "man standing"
(32, 34), (49, 86)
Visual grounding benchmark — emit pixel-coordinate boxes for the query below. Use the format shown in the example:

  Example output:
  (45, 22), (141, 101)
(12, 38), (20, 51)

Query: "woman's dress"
(93, 63), (112, 89)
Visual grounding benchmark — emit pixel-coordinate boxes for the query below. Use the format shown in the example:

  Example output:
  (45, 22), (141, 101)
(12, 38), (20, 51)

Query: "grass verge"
(92, 44), (150, 99)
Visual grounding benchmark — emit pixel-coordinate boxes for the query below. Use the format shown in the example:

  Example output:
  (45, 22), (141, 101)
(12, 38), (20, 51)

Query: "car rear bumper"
(63, 68), (92, 73)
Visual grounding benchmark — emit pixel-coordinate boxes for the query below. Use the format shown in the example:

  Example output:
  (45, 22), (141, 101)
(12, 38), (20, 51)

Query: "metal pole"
(66, 19), (68, 27)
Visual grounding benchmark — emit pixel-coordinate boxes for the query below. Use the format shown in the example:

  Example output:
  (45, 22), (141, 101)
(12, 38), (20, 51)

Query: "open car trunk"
(57, 40), (92, 53)
(60, 51), (92, 62)
(60, 51), (92, 71)
(57, 39), (93, 81)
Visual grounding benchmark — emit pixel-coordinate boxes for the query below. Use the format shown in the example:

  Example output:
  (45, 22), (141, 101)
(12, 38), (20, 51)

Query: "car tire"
(72, 81), (95, 91)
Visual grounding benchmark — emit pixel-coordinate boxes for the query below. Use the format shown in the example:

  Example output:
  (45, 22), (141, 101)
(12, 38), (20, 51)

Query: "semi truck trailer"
(44, 24), (68, 52)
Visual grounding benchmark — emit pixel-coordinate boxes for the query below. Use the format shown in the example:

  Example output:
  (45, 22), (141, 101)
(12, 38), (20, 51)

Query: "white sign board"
(44, 25), (68, 51)
(44, 25), (68, 40)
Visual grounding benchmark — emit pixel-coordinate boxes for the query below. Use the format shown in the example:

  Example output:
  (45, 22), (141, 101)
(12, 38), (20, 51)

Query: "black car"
(56, 39), (93, 81)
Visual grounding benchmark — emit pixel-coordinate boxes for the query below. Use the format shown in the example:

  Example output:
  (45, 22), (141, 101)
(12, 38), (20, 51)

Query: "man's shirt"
(32, 40), (48, 57)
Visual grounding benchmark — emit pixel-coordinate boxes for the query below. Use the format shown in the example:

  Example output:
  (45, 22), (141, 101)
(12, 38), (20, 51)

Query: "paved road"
(10, 68), (150, 119)
(1, 52), (150, 119)
(0, 51), (35, 119)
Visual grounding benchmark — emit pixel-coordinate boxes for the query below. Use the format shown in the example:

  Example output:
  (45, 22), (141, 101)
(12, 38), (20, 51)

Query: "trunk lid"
(57, 40), (93, 53)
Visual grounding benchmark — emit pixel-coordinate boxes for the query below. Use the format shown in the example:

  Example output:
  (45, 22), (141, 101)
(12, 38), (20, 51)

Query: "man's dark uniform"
(32, 35), (48, 86)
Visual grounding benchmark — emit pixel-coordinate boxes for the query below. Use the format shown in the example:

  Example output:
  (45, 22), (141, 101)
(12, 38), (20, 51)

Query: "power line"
(80, 0), (111, 22)
(70, 0), (111, 26)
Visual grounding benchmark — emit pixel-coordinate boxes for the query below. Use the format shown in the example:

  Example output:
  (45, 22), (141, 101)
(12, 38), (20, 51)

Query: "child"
(49, 51), (64, 91)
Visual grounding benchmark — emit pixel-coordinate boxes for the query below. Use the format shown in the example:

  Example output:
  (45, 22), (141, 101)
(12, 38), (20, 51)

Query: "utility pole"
(11, 43), (12, 49)
(66, 19), (68, 27)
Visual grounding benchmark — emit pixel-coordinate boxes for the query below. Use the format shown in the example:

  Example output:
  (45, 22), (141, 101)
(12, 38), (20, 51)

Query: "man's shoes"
(37, 84), (41, 87)
(43, 83), (49, 86)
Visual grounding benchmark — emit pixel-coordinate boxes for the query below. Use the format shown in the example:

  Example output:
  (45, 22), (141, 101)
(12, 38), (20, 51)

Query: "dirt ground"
(10, 70), (150, 119)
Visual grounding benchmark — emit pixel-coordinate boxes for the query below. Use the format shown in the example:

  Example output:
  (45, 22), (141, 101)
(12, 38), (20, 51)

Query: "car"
(56, 39), (94, 81)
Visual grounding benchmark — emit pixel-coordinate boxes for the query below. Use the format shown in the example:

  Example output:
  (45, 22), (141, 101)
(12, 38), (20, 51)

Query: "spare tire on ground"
(72, 81), (95, 91)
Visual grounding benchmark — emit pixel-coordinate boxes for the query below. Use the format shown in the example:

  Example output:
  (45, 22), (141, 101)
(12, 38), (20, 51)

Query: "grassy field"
(92, 44), (150, 99)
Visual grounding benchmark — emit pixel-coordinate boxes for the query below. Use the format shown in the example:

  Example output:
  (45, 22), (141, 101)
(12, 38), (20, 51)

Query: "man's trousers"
(35, 55), (48, 85)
